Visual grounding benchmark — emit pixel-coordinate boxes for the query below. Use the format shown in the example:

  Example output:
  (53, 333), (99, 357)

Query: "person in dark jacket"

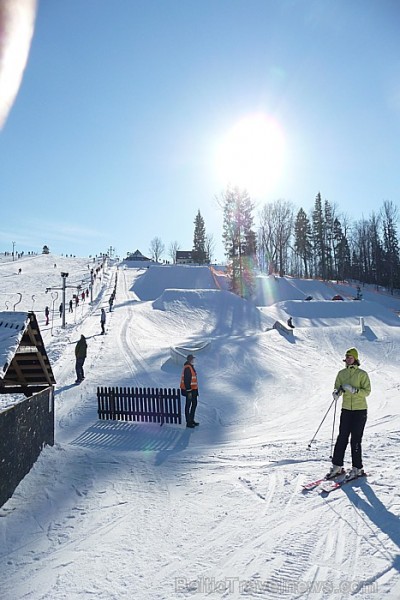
(180, 354), (199, 428)
(75, 335), (87, 383)
(287, 316), (294, 329)
(100, 308), (106, 334)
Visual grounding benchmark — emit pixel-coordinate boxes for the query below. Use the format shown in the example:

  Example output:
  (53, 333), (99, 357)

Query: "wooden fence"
(97, 386), (181, 425)
(0, 386), (54, 508)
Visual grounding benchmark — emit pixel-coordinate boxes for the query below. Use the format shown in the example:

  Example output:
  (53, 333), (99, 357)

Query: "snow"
(0, 254), (400, 599)
(0, 312), (30, 378)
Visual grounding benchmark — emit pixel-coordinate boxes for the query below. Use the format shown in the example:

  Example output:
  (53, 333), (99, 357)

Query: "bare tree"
(149, 237), (165, 263)
(205, 233), (216, 263)
(168, 240), (181, 264)
(259, 199), (294, 276)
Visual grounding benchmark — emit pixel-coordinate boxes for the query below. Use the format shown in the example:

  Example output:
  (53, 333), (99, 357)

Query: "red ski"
(302, 469), (345, 491)
(319, 472), (367, 494)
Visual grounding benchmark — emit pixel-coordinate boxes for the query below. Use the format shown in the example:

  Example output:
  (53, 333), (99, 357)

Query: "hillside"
(0, 257), (399, 600)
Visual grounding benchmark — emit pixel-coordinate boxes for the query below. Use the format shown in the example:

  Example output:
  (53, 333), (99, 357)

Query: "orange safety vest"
(180, 364), (198, 391)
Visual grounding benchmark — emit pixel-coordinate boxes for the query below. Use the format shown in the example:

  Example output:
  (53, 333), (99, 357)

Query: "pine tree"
(192, 210), (208, 264)
(324, 200), (334, 279)
(381, 200), (400, 292)
(312, 193), (326, 279)
(294, 208), (313, 278)
(332, 217), (350, 280)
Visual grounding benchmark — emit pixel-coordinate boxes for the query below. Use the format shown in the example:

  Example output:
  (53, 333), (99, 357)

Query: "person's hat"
(187, 354), (195, 361)
(345, 347), (358, 360)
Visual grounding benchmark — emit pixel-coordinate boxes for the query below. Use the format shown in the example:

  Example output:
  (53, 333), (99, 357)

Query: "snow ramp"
(132, 265), (218, 301)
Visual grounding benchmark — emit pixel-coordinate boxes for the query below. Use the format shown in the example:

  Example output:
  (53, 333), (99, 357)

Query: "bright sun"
(215, 113), (285, 197)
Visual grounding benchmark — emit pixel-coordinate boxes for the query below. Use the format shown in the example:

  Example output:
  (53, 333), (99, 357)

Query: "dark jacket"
(75, 336), (87, 359)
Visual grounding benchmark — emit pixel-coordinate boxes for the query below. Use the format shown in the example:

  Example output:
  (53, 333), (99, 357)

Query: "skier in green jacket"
(327, 347), (371, 480)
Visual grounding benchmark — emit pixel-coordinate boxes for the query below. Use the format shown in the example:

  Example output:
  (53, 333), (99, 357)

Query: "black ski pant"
(185, 393), (198, 425)
(75, 357), (86, 381)
(332, 408), (367, 469)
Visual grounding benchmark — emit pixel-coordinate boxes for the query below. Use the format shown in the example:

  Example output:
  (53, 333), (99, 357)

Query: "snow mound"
(132, 265), (218, 301)
(263, 299), (400, 327)
(153, 289), (266, 335)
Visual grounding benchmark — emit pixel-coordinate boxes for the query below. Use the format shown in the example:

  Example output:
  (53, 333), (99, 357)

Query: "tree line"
(221, 186), (400, 296)
(147, 186), (400, 297)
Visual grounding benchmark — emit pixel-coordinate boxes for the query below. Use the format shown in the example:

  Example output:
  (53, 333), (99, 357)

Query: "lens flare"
(0, 0), (37, 129)
(215, 113), (285, 197)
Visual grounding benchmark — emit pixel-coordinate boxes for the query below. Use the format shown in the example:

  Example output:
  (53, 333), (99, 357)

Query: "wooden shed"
(0, 311), (56, 396)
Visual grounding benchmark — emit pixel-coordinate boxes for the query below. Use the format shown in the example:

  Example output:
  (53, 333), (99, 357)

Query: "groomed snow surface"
(0, 255), (399, 600)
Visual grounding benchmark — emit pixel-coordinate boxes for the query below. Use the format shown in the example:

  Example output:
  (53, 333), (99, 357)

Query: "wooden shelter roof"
(0, 312), (56, 396)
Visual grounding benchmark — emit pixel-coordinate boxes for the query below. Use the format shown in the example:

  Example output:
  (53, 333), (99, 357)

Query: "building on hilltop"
(176, 251), (194, 264)
(126, 250), (151, 262)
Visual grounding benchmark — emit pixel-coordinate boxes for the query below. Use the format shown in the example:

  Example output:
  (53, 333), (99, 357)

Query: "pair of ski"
(303, 469), (367, 494)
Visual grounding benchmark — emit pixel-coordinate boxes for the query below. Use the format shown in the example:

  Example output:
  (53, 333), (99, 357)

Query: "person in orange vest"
(180, 354), (199, 428)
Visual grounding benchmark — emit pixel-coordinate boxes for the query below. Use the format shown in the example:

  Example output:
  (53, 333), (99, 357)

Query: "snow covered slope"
(0, 257), (399, 600)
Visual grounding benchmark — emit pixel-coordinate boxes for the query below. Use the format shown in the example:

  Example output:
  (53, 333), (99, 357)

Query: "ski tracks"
(0, 450), (174, 599)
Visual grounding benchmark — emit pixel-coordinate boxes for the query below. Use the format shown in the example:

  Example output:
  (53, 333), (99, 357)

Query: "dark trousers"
(185, 394), (198, 425)
(101, 322), (105, 334)
(332, 409), (367, 469)
(75, 357), (86, 381)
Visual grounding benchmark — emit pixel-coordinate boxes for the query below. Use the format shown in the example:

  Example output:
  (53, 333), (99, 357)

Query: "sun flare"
(215, 113), (285, 196)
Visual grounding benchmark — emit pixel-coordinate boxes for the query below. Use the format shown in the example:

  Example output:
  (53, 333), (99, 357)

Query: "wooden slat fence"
(97, 386), (181, 425)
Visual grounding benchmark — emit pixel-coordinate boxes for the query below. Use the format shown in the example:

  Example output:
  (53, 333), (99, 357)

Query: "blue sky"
(1, 0), (399, 261)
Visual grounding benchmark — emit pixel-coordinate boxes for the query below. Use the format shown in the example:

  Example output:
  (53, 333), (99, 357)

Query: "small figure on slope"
(180, 354), (199, 428)
(75, 334), (87, 383)
(100, 308), (106, 335)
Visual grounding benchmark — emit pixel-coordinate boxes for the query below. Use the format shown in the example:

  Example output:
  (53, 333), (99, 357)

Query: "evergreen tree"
(369, 213), (383, 287)
(312, 192), (326, 279)
(294, 208), (313, 278)
(192, 210), (208, 264)
(324, 200), (334, 279)
(332, 217), (350, 280)
(381, 200), (400, 292)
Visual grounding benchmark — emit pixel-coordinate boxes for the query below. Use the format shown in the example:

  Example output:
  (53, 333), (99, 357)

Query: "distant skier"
(109, 296), (114, 312)
(69, 299), (73, 313)
(287, 316), (294, 329)
(75, 334), (87, 383)
(59, 302), (63, 318)
(45, 305), (50, 325)
(100, 308), (106, 334)
(180, 354), (199, 428)
(327, 348), (371, 480)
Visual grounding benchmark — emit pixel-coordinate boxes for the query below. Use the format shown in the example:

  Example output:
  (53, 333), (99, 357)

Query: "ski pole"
(307, 396), (336, 450)
(330, 394), (338, 458)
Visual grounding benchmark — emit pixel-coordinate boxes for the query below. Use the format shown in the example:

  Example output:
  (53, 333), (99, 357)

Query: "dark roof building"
(176, 251), (194, 264)
(0, 312), (56, 396)
(126, 249), (151, 261)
